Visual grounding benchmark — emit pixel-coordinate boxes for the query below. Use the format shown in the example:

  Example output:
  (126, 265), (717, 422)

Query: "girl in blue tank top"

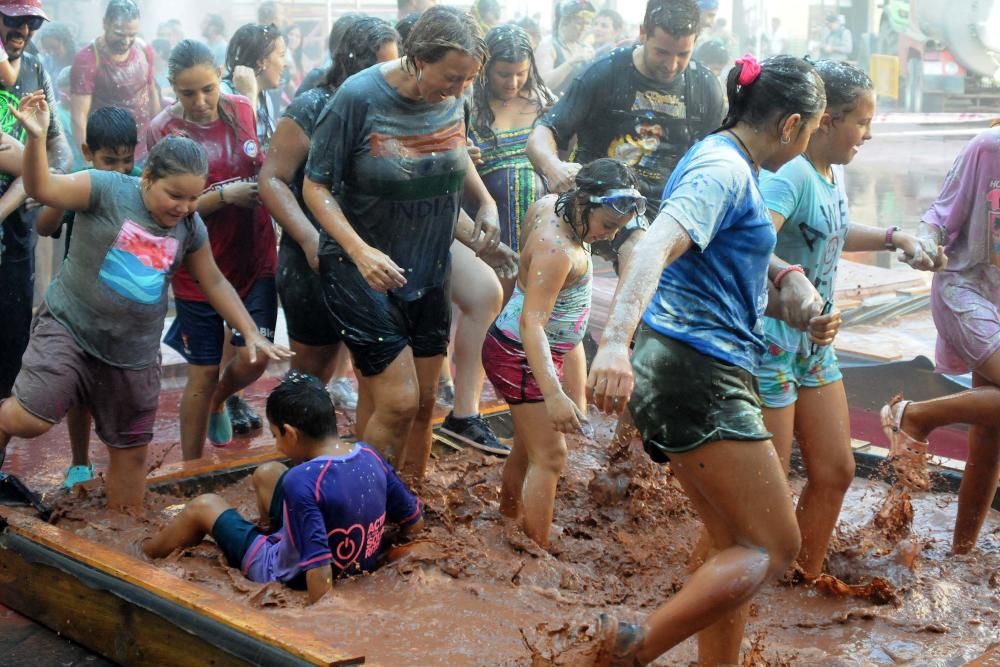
(483, 158), (644, 549)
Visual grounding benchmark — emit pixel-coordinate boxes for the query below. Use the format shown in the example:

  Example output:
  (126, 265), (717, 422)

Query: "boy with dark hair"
(36, 105), (140, 489)
(143, 372), (424, 604)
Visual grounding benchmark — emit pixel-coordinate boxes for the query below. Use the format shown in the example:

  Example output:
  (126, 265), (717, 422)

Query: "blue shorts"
(756, 342), (843, 409)
(164, 278), (278, 366)
(211, 470), (287, 569)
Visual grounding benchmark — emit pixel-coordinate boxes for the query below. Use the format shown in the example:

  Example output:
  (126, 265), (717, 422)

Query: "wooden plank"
(0, 508), (361, 666)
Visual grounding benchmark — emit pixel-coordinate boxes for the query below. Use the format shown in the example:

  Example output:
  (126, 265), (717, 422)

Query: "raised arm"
(526, 125), (581, 194)
(11, 91), (91, 211)
(259, 117), (319, 270)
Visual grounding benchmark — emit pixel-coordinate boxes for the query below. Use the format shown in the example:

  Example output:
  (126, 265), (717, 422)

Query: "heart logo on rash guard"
(328, 524), (366, 570)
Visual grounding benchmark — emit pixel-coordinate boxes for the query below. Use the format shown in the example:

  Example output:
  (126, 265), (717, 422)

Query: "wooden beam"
(0, 508), (363, 666)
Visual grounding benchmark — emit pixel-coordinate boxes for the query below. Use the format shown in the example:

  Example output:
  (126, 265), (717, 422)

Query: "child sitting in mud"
(143, 372), (425, 604)
(484, 158), (643, 548)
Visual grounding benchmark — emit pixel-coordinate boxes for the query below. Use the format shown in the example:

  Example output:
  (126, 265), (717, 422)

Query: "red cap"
(0, 0), (49, 21)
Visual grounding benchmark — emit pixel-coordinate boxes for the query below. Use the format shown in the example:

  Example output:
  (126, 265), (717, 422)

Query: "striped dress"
(470, 123), (546, 253)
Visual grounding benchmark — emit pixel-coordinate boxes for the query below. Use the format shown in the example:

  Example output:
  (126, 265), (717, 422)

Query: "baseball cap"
(0, 0), (50, 21)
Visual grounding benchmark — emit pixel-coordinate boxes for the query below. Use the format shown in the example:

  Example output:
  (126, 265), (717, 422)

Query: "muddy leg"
(512, 401), (567, 548)
(143, 493), (232, 558)
(500, 405), (532, 520)
(252, 461), (288, 528)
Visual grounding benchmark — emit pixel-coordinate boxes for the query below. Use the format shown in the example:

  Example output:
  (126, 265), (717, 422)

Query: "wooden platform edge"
(0, 507), (363, 667)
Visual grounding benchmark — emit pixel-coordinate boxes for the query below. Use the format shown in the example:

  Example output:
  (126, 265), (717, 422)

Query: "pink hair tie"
(735, 54), (761, 86)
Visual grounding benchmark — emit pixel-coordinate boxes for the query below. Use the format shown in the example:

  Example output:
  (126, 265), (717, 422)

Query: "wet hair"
(643, 0), (699, 39)
(514, 17), (541, 46)
(143, 135), (209, 182)
(168, 39), (245, 139)
(403, 6), (487, 72)
(693, 39), (728, 68)
(813, 59), (873, 120)
(324, 17), (399, 88)
(472, 24), (554, 147)
(555, 158), (639, 245)
(86, 106), (138, 151)
(395, 12), (422, 45)
(104, 0), (140, 24)
(326, 12), (365, 60)
(595, 9), (624, 33)
(719, 55), (826, 136)
(203, 14), (225, 38)
(266, 372), (339, 439)
(225, 23), (283, 77)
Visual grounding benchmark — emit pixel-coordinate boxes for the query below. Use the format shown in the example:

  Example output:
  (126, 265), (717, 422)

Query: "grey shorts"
(629, 325), (771, 461)
(13, 307), (161, 448)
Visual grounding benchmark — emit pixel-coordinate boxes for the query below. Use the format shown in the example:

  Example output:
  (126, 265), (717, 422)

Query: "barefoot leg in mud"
(143, 493), (231, 558)
(506, 401), (566, 548)
(765, 381), (854, 579)
(500, 411), (531, 520)
(631, 439), (800, 665)
(396, 355), (446, 481)
(896, 352), (1000, 552)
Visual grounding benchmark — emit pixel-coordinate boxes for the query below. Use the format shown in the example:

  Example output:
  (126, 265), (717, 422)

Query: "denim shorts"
(629, 325), (771, 461)
(756, 341), (843, 409)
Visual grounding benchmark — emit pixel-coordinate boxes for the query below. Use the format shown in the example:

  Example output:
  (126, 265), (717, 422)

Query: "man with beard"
(527, 0), (723, 273)
(70, 0), (158, 162)
(0, 0), (72, 411)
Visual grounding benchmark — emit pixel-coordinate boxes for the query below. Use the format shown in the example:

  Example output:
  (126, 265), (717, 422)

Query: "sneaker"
(328, 378), (358, 411)
(208, 408), (233, 446)
(226, 395), (262, 435)
(63, 463), (94, 489)
(439, 412), (511, 456)
(437, 379), (455, 406)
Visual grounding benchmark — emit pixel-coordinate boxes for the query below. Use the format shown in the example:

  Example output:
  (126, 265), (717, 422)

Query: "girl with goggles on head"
(483, 158), (640, 549)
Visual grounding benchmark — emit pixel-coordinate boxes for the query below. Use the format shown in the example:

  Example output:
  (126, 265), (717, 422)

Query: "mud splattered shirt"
(305, 64), (468, 301)
(242, 444), (422, 584)
(760, 156), (849, 353)
(643, 134), (776, 373)
(539, 47), (723, 213)
(145, 94), (274, 302)
(71, 40), (155, 160)
(923, 127), (1000, 273)
(43, 170), (208, 368)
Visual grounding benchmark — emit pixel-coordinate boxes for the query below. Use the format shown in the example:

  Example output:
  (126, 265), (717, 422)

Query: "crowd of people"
(0, 0), (997, 663)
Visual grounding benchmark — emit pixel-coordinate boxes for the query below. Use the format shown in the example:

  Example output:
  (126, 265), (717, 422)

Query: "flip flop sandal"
(880, 398), (930, 490)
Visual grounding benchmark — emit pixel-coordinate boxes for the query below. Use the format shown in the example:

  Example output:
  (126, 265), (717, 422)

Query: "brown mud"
(31, 414), (1000, 666)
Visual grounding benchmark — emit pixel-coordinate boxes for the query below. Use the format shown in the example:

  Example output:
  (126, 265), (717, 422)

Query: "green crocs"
(208, 408), (233, 446)
(63, 463), (94, 489)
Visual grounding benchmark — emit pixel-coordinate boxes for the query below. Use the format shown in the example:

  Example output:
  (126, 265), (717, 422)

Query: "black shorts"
(629, 325), (772, 461)
(211, 470), (287, 569)
(319, 252), (451, 377)
(277, 236), (341, 347)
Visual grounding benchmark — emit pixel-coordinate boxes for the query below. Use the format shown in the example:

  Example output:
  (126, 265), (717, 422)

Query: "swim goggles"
(589, 188), (647, 217)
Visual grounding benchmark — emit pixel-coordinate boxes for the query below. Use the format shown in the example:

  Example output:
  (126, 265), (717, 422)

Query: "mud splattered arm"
(587, 211), (692, 414)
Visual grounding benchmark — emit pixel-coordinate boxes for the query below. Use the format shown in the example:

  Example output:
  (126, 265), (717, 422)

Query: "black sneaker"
(226, 395), (262, 435)
(439, 412), (511, 456)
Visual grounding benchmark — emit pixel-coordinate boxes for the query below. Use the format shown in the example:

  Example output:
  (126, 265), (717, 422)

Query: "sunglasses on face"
(589, 188), (647, 217)
(2, 15), (45, 32)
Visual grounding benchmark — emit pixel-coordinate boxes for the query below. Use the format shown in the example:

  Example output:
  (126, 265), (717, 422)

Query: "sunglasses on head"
(2, 14), (45, 31)
(589, 188), (647, 217)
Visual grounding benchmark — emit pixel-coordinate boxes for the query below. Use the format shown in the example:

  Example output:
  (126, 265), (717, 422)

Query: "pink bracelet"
(884, 225), (900, 250)
(773, 264), (805, 288)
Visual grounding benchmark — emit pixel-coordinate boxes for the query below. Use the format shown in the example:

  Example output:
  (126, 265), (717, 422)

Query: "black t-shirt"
(540, 46), (724, 212)
(282, 83), (335, 234)
(0, 52), (65, 264)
